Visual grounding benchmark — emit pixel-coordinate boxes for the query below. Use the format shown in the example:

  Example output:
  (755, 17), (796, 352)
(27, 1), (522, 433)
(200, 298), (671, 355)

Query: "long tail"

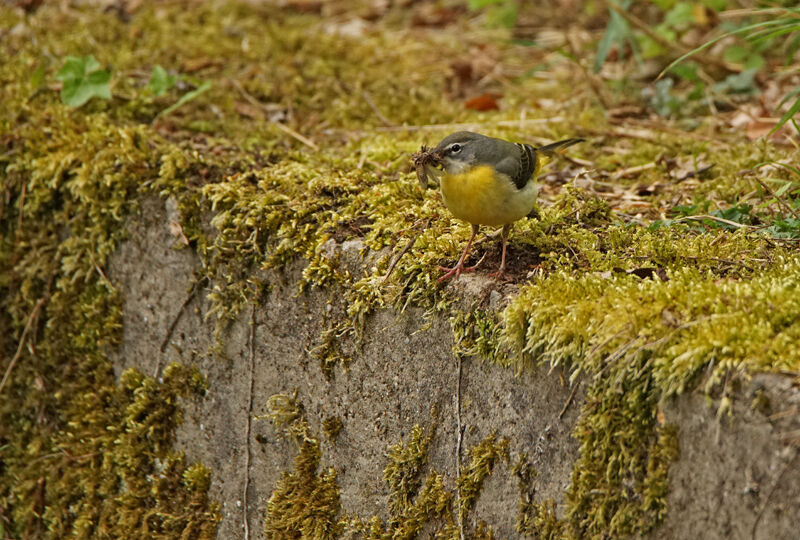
(536, 138), (584, 155)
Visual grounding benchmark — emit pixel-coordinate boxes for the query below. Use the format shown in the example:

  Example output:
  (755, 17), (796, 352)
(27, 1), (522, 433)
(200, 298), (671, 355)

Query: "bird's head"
(432, 131), (485, 174)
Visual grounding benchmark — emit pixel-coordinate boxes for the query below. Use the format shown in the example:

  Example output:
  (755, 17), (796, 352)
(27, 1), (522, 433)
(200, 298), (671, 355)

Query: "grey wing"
(493, 142), (536, 189)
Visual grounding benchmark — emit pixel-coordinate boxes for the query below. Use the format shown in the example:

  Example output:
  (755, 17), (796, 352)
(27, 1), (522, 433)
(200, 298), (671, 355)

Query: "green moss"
(263, 392), (344, 539)
(358, 424), (457, 539)
(451, 309), (505, 366)
(0, 105), (220, 536)
(457, 433), (510, 523)
(383, 424), (435, 516)
(321, 416), (343, 444)
(5, 1), (800, 538)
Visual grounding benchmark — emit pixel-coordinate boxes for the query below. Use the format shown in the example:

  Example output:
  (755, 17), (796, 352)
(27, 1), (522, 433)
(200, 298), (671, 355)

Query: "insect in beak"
(412, 145), (444, 189)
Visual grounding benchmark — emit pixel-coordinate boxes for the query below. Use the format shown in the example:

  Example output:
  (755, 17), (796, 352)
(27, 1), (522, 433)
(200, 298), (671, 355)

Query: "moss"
(383, 424), (435, 516)
(263, 392), (344, 539)
(450, 308), (505, 366)
(457, 433), (510, 524)
(5, 0), (800, 538)
(360, 424), (456, 539)
(355, 426), (515, 537)
(322, 416), (343, 444)
(527, 499), (567, 540)
(0, 104), (220, 537)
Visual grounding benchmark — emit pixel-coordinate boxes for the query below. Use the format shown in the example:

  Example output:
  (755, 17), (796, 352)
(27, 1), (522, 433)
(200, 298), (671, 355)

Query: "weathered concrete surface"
(109, 197), (800, 539)
(654, 374), (800, 540)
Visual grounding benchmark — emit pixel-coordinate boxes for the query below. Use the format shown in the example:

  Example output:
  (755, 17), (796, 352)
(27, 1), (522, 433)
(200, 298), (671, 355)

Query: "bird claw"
(437, 253), (487, 282)
(487, 268), (511, 281)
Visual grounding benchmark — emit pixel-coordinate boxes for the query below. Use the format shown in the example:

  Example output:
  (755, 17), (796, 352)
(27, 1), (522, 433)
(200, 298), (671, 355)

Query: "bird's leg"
(488, 224), (512, 280)
(438, 224), (480, 282)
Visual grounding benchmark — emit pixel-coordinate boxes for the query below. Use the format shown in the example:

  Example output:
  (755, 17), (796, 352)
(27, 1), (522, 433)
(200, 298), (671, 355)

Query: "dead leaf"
(692, 4), (711, 26)
(285, 0), (322, 14)
(323, 18), (369, 38)
(465, 92), (501, 111)
(661, 307), (681, 328)
(612, 266), (668, 281)
(607, 105), (647, 120)
(234, 101), (264, 120)
(169, 220), (189, 246)
(411, 5), (461, 27)
(746, 117), (780, 140)
(181, 57), (223, 73)
(667, 154), (714, 182)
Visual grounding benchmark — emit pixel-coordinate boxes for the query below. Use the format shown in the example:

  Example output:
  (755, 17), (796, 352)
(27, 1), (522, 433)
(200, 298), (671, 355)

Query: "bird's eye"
(450, 144), (462, 153)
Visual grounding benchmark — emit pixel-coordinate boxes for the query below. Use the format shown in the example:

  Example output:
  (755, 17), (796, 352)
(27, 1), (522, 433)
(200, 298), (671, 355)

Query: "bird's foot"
(487, 268), (511, 281)
(437, 254), (486, 282)
(487, 260), (511, 281)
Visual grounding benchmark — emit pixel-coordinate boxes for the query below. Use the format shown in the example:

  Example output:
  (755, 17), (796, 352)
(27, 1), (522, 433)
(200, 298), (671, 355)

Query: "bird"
(420, 131), (583, 282)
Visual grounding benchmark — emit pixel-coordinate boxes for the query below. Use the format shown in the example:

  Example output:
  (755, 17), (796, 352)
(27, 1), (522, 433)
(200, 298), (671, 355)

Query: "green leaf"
(55, 55), (112, 107)
(784, 32), (800, 65)
(722, 44), (749, 64)
(486, 2), (518, 28)
(745, 19), (800, 45)
(669, 62), (698, 82)
(594, 0), (631, 73)
(157, 80), (211, 119)
(664, 3), (695, 28)
(148, 65), (177, 96)
(710, 204), (753, 226)
(712, 68), (758, 95)
(659, 18), (788, 78)
(771, 93), (800, 134)
(777, 86), (800, 108)
(468, 0), (505, 9)
(773, 181), (795, 198)
(765, 218), (800, 239)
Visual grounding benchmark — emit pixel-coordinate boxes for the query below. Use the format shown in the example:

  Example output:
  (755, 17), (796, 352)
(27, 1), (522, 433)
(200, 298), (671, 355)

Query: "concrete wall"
(109, 197), (800, 539)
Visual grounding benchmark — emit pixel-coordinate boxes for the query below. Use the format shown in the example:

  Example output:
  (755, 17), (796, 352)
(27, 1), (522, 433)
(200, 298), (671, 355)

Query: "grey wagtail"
(414, 131), (583, 281)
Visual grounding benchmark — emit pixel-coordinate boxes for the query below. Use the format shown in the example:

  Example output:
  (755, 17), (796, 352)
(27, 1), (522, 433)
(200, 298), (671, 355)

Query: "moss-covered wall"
(2, 1), (799, 539)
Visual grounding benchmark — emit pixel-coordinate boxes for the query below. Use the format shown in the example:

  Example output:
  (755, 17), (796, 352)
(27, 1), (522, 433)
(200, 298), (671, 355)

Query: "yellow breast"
(440, 165), (538, 227)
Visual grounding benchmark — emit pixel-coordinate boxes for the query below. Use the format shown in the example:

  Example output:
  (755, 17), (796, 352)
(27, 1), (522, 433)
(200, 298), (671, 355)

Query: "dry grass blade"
(0, 297), (48, 395)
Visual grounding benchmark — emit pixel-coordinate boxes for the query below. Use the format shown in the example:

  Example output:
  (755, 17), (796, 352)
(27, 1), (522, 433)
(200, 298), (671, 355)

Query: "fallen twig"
(383, 219), (431, 282)
(362, 89), (395, 127)
(231, 78), (319, 151)
(674, 214), (754, 229)
(612, 162), (656, 180)
(0, 296), (48, 396)
(559, 378), (582, 420)
(753, 175), (800, 222)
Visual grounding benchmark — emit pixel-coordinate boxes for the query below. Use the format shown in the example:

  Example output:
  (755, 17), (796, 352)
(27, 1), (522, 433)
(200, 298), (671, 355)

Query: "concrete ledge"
(109, 197), (800, 539)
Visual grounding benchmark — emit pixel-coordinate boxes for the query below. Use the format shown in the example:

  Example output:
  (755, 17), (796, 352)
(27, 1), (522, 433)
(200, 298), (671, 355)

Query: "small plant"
(146, 65), (211, 119)
(467, 0), (519, 28)
(55, 55), (111, 107)
(148, 64), (178, 96)
(659, 5), (800, 132)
